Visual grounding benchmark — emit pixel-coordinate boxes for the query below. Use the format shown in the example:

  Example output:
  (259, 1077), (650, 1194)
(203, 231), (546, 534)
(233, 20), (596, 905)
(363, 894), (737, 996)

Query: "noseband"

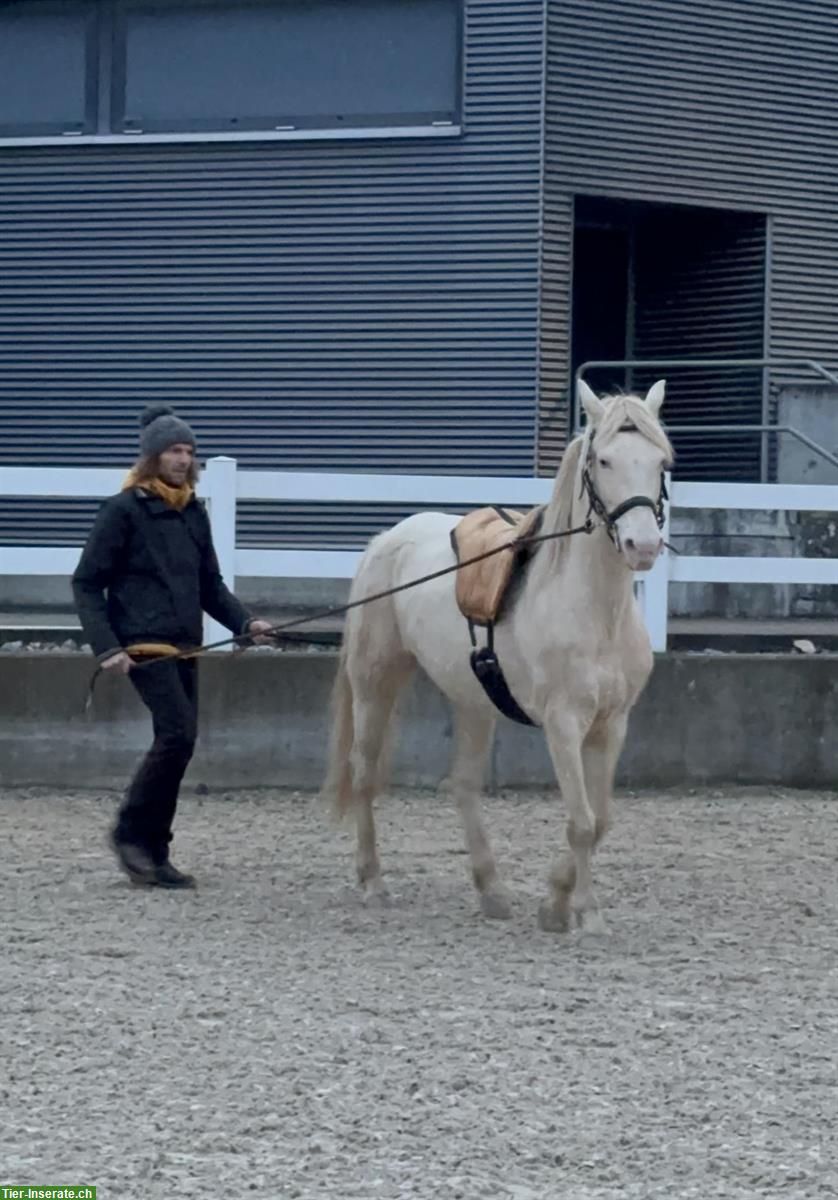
(581, 423), (668, 548)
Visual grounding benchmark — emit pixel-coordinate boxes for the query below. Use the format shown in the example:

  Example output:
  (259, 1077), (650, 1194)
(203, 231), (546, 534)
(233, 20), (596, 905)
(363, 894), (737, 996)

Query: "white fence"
(1, 459), (836, 651)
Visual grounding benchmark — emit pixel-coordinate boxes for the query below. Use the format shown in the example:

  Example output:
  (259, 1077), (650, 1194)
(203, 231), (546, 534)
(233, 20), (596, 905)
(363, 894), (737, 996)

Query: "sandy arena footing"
(2, 786), (836, 1199)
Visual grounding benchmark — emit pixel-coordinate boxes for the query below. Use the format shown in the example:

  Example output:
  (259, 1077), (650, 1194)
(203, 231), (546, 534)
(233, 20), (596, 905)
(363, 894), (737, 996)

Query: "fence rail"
(2, 459), (836, 651)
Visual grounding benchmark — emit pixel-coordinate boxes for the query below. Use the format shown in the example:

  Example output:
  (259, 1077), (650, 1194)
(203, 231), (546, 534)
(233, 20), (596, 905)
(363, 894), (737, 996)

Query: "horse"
(323, 380), (673, 933)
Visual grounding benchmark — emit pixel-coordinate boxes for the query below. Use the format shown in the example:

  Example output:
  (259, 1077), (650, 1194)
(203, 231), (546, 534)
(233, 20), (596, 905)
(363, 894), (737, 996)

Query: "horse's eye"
(598, 457), (611, 469)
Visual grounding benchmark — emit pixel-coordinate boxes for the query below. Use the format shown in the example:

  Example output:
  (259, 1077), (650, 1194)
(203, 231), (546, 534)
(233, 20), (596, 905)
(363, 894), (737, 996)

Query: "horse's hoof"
(480, 890), (514, 921)
(537, 901), (570, 933)
(577, 908), (609, 936)
(361, 881), (391, 907)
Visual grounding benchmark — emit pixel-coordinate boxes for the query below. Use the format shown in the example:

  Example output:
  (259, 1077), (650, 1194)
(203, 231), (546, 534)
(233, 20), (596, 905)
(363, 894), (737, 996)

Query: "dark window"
(0, 0), (461, 139)
(114, 0), (461, 134)
(0, 1), (97, 136)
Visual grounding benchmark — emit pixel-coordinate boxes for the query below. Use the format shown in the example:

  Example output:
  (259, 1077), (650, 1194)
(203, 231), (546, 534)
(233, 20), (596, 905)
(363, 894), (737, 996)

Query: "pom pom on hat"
(139, 403), (176, 428)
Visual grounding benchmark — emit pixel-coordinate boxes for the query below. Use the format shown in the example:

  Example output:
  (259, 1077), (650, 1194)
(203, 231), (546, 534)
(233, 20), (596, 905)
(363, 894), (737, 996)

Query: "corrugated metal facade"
(0, 0), (545, 546)
(5, 0), (838, 544)
(540, 0), (838, 475)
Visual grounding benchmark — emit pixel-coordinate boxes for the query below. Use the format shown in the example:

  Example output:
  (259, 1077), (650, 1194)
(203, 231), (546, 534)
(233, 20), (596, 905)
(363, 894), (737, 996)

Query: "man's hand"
(101, 651), (133, 674)
(247, 619), (275, 646)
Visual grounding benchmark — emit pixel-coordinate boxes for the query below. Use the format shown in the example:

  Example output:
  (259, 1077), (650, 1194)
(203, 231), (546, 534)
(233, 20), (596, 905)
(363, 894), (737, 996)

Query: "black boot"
(109, 831), (157, 884)
(151, 860), (197, 890)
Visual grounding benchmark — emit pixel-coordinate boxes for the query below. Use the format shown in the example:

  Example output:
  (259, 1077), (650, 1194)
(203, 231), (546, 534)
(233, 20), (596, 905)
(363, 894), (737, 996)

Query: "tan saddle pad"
(451, 505), (543, 626)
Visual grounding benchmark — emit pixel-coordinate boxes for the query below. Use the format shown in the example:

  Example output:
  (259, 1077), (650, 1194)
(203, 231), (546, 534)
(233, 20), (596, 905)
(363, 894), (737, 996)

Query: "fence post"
(202, 456), (237, 649)
(638, 471), (672, 652)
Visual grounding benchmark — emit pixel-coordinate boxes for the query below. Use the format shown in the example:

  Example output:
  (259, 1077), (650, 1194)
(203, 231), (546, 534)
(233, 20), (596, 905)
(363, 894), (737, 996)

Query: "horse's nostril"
(625, 537), (636, 551)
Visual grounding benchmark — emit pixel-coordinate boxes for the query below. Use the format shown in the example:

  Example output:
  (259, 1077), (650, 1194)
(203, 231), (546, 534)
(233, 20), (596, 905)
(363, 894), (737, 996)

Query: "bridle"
(580, 422), (668, 549)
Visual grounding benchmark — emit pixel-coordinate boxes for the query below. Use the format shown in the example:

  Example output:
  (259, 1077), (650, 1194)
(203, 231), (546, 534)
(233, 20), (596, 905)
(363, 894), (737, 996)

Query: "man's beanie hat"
(139, 404), (197, 457)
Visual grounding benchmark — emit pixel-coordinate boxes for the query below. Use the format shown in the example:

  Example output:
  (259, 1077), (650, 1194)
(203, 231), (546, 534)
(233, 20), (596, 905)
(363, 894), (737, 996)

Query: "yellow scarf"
(122, 467), (194, 511)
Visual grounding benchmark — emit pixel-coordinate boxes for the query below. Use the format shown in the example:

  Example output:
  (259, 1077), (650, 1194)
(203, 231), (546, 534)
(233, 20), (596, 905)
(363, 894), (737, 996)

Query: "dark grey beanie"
(139, 404), (196, 457)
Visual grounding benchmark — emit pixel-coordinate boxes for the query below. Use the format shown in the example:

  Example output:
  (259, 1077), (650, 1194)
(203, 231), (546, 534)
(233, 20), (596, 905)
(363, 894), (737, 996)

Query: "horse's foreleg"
(568, 714), (630, 933)
(582, 714), (627, 850)
(546, 719), (626, 892)
(540, 709), (598, 933)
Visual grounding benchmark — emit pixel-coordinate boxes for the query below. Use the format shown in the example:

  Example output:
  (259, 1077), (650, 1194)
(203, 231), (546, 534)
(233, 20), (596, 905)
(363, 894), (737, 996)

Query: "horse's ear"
(645, 379), (666, 418)
(578, 379), (605, 427)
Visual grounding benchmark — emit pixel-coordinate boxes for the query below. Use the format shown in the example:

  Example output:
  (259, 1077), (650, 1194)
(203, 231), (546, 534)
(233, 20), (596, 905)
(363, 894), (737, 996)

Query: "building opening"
(571, 196), (767, 480)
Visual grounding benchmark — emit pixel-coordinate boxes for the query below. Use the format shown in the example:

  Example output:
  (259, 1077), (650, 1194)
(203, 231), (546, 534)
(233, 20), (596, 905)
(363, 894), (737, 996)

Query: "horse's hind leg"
(347, 640), (414, 902)
(444, 705), (511, 920)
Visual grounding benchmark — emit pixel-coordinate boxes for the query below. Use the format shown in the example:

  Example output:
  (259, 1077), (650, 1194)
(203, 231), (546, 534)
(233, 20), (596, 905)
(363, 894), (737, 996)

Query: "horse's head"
(578, 379), (673, 572)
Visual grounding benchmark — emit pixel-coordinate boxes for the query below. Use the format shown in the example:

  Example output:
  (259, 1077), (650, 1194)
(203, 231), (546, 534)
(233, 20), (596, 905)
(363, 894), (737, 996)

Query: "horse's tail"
(323, 639), (355, 819)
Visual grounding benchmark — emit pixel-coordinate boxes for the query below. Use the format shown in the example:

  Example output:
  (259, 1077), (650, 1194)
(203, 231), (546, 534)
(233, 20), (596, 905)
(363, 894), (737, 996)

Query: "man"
(73, 404), (273, 889)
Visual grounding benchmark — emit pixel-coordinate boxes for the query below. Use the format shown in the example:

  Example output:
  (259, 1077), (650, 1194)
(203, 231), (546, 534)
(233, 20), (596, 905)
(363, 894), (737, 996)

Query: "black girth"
(468, 619), (537, 727)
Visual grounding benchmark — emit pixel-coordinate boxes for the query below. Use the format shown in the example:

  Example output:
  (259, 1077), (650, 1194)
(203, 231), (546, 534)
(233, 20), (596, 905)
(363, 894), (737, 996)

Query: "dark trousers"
(115, 659), (198, 864)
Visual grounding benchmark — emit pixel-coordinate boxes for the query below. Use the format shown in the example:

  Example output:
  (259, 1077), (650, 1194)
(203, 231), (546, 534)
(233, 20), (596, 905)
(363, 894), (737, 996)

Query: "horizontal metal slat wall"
(0, 496), (486, 549)
(539, 0), (838, 475)
(0, 1), (545, 547)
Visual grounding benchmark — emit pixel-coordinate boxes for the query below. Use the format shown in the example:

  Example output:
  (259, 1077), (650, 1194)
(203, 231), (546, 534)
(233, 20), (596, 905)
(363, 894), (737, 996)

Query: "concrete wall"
(777, 386), (838, 486)
(0, 573), (343, 615)
(668, 508), (838, 621)
(1, 652), (835, 791)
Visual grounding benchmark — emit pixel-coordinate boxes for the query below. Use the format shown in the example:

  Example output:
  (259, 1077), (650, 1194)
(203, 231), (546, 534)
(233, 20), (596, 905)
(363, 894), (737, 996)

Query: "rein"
(84, 440), (672, 709)
(84, 516), (596, 709)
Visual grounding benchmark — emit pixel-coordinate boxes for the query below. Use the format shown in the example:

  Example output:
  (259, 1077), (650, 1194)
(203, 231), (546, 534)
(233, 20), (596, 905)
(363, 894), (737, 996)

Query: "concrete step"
(666, 617), (838, 652)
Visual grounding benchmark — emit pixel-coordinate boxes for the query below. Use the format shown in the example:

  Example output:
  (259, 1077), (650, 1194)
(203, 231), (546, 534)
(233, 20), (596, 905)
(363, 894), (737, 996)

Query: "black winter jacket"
(72, 487), (251, 660)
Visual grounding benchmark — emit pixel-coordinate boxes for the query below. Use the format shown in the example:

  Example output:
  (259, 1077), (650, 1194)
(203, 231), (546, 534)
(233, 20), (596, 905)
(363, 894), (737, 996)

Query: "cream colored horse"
(324, 381), (673, 933)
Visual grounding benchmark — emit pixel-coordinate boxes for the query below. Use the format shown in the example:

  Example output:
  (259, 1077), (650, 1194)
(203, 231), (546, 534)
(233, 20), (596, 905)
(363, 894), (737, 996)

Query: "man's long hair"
(130, 451), (200, 488)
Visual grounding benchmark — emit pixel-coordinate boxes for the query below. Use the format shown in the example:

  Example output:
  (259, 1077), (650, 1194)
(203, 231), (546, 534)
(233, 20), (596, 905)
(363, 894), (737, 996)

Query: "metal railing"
(574, 357), (838, 477)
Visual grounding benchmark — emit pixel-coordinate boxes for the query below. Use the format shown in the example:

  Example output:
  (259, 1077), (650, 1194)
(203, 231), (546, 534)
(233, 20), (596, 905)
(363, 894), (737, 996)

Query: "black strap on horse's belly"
(470, 646), (537, 726)
(467, 619), (537, 727)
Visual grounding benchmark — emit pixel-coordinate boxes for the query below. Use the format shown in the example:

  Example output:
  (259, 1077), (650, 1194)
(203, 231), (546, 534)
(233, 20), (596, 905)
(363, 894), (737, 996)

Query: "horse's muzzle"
(623, 536), (663, 572)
